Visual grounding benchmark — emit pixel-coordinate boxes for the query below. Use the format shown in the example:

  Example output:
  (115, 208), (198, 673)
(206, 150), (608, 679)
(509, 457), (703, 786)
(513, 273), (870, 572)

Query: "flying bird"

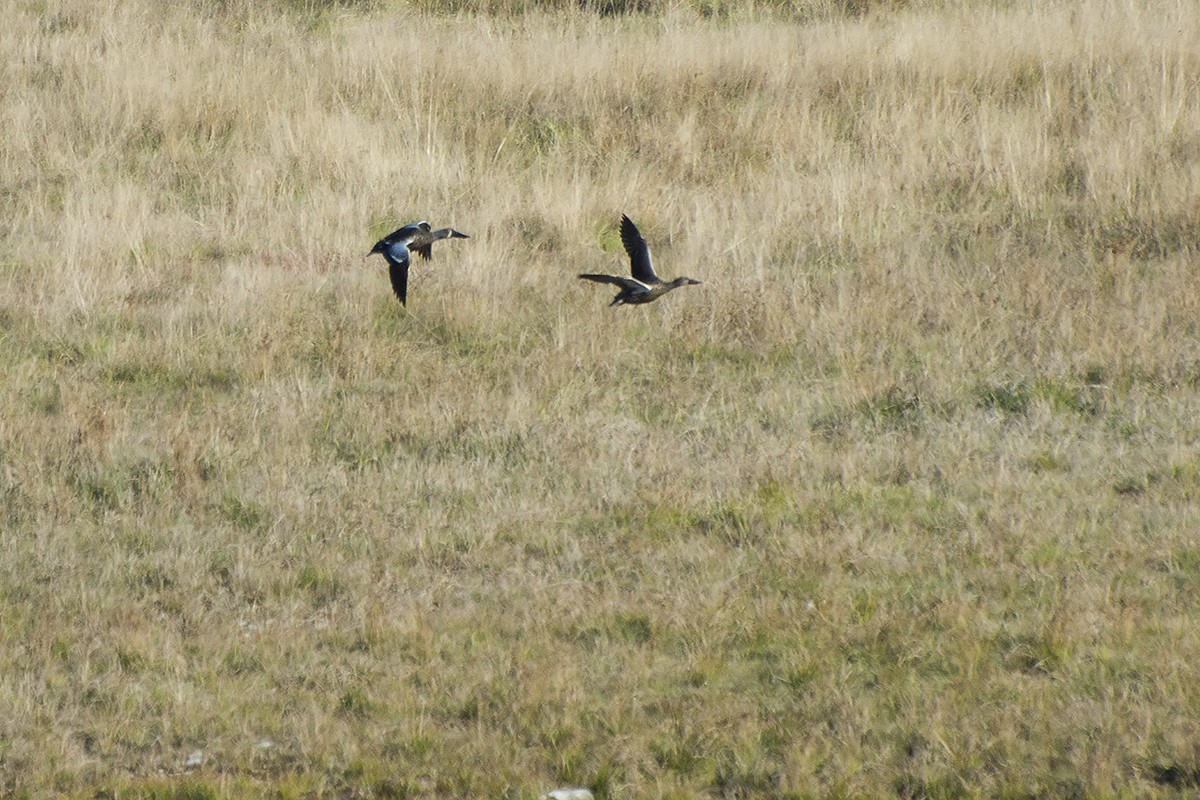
(579, 214), (701, 306)
(368, 221), (469, 305)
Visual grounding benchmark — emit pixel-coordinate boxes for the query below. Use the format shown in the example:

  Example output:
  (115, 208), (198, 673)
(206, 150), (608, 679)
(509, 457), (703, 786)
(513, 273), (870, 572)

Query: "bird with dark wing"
(368, 221), (470, 305)
(579, 214), (700, 306)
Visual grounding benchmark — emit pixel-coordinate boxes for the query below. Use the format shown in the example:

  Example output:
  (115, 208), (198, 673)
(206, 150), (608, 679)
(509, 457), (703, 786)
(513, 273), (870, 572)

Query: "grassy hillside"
(3, 0), (1200, 796)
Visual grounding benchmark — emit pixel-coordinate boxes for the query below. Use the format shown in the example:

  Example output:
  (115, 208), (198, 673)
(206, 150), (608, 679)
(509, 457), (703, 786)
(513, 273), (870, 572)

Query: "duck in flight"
(579, 215), (701, 306)
(368, 221), (469, 305)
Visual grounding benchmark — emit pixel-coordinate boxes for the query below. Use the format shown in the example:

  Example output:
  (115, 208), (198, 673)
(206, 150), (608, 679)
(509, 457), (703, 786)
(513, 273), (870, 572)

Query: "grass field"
(3, 0), (1200, 796)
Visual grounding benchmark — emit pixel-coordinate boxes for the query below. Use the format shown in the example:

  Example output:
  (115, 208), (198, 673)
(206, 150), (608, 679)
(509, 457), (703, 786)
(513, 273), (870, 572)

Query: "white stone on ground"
(541, 789), (594, 800)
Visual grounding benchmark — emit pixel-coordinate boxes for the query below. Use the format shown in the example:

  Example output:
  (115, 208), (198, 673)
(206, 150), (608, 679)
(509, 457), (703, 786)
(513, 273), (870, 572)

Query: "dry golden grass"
(3, 0), (1200, 797)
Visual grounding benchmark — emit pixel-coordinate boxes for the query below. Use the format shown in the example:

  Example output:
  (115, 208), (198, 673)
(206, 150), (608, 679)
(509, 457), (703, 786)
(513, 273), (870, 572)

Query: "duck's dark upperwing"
(620, 214), (659, 284)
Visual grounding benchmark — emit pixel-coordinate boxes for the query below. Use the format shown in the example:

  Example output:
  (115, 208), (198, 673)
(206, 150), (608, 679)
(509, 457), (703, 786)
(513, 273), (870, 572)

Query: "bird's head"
(674, 276), (702, 287)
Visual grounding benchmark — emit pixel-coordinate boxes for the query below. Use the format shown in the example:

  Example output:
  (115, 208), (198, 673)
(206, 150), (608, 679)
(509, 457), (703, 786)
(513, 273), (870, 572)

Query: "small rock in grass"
(541, 789), (594, 800)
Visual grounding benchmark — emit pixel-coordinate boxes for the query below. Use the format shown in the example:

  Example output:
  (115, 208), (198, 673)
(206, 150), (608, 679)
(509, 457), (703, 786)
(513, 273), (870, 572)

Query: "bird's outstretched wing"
(620, 214), (659, 284)
(381, 221), (428, 244)
(388, 254), (410, 305)
(578, 273), (650, 293)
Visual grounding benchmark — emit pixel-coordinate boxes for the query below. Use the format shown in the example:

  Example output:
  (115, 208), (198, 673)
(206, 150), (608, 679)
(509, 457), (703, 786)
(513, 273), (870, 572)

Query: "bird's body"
(579, 215), (701, 306)
(368, 221), (469, 305)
